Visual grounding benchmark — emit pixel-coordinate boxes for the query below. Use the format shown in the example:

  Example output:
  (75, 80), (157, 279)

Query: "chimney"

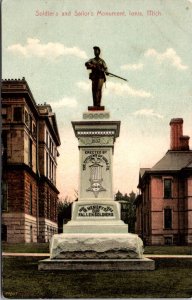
(180, 135), (190, 151)
(169, 118), (190, 151)
(169, 118), (183, 150)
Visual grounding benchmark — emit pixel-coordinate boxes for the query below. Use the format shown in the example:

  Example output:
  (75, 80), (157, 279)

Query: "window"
(164, 208), (172, 229)
(54, 198), (56, 220)
(29, 184), (33, 215)
(46, 152), (49, 177)
(53, 146), (56, 159)
(49, 157), (51, 180)
(2, 224), (7, 241)
(30, 225), (33, 242)
(1, 181), (8, 211)
(49, 195), (52, 219)
(28, 138), (33, 167)
(2, 131), (7, 163)
(144, 213), (149, 234)
(164, 236), (173, 245)
(2, 108), (7, 119)
(32, 124), (36, 138)
(51, 161), (54, 181)
(47, 190), (51, 219)
(53, 165), (56, 184)
(25, 110), (29, 127)
(164, 178), (172, 199)
(46, 130), (49, 146)
(29, 115), (32, 131)
(49, 137), (51, 151)
(13, 107), (22, 121)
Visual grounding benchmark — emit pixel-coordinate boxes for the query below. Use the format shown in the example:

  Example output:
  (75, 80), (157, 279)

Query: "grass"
(2, 242), (49, 253)
(144, 245), (192, 255)
(2, 257), (192, 298)
(2, 242), (192, 255)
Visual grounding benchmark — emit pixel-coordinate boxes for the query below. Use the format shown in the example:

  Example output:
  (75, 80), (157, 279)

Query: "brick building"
(135, 118), (192, 245)
(1, 78), (61, 243)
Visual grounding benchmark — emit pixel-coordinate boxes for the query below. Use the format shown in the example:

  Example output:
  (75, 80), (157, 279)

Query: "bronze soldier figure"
(85, 46), (108, 107)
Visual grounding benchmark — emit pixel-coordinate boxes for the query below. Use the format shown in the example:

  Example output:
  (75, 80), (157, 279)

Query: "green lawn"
(2, 242), (49, 253)
(2, 257), (192, 298)
(144, 245), (192, 255)
(2, 242), (192, 255)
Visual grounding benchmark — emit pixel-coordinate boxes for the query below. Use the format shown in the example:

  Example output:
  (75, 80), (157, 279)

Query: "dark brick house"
(135, 118), (192, 245)
(1, 78), (61, 242)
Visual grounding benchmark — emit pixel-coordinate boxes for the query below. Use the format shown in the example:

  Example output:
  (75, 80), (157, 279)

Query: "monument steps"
(38, 258), (155, 271)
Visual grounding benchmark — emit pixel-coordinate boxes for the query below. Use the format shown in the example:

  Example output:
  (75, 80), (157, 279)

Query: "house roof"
(138, 150), (192, 187)
(2, 78), (39, 118)
(151, 151), (192, 171)
(139, 168), (150, 177)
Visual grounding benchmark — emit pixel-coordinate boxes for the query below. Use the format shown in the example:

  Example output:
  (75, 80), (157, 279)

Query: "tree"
(126, 191), (136, 233)
(114, 191), (136, 233)
(115, 190), (123, 201)
(57, 197), (72, 233)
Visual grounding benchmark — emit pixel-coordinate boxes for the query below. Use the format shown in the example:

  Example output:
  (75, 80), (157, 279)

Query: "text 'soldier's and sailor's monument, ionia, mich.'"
(39, 47), (155, 270)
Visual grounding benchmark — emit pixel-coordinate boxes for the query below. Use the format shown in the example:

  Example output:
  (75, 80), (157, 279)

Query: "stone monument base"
(38, 258), (155, 271)
(64, 200), (128, 233)
(63, 220), (128, 233)
(38, 233), (155, 271)
(38, 231), (155, 271)
(49, 233), (144, 259)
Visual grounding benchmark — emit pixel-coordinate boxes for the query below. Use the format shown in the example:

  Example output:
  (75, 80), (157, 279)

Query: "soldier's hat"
(93, 46), (100, 52)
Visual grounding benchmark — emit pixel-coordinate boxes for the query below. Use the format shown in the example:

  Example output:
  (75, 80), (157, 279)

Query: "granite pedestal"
(38, 109), (155, 271)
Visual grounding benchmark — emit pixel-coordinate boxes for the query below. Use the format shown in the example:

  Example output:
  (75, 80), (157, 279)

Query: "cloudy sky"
(2, 0), (192, 201)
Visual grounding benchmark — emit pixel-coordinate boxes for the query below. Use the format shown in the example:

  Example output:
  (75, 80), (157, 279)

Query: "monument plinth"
(39, 110), (155, 271)
(88, 106), (105, 111)
(64, 114), (128, 234)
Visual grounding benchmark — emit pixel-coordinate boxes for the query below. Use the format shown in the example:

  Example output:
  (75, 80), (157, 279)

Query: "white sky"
(2, 0), (192, 201)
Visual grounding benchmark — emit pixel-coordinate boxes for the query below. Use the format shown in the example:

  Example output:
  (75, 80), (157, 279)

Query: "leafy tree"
(115, 190), (123, 201)
(114, 191), (136, 233)
(126, 191), (136, 233)
(57, 197), (72, 233)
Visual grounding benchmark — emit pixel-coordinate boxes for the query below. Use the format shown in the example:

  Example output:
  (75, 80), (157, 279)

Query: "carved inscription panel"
(81, 149), (112, 198)
(77, 204), (115, 219)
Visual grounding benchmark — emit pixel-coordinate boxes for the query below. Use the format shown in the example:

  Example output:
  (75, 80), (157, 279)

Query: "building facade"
(135, 119), (192, 245)
(1, 78), (61, 243)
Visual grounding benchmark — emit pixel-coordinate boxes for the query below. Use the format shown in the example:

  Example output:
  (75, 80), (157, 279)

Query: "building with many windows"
(135, 118), (192, 245)
(1, 78), (61, 242)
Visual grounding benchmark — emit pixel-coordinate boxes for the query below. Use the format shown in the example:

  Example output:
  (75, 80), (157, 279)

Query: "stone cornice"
(72, 121), (121, 139)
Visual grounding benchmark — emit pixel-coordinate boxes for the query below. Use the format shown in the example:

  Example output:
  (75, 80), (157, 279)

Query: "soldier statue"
(85, 46), (109, 108)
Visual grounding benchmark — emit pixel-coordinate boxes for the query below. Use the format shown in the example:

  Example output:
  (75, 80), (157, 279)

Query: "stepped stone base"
(64, 200), (127, 233)
(49, 233), (144, 259)
(38, 258), (155, 271)
(64, 220), (128, 233)
(38, 232), (155, 271)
